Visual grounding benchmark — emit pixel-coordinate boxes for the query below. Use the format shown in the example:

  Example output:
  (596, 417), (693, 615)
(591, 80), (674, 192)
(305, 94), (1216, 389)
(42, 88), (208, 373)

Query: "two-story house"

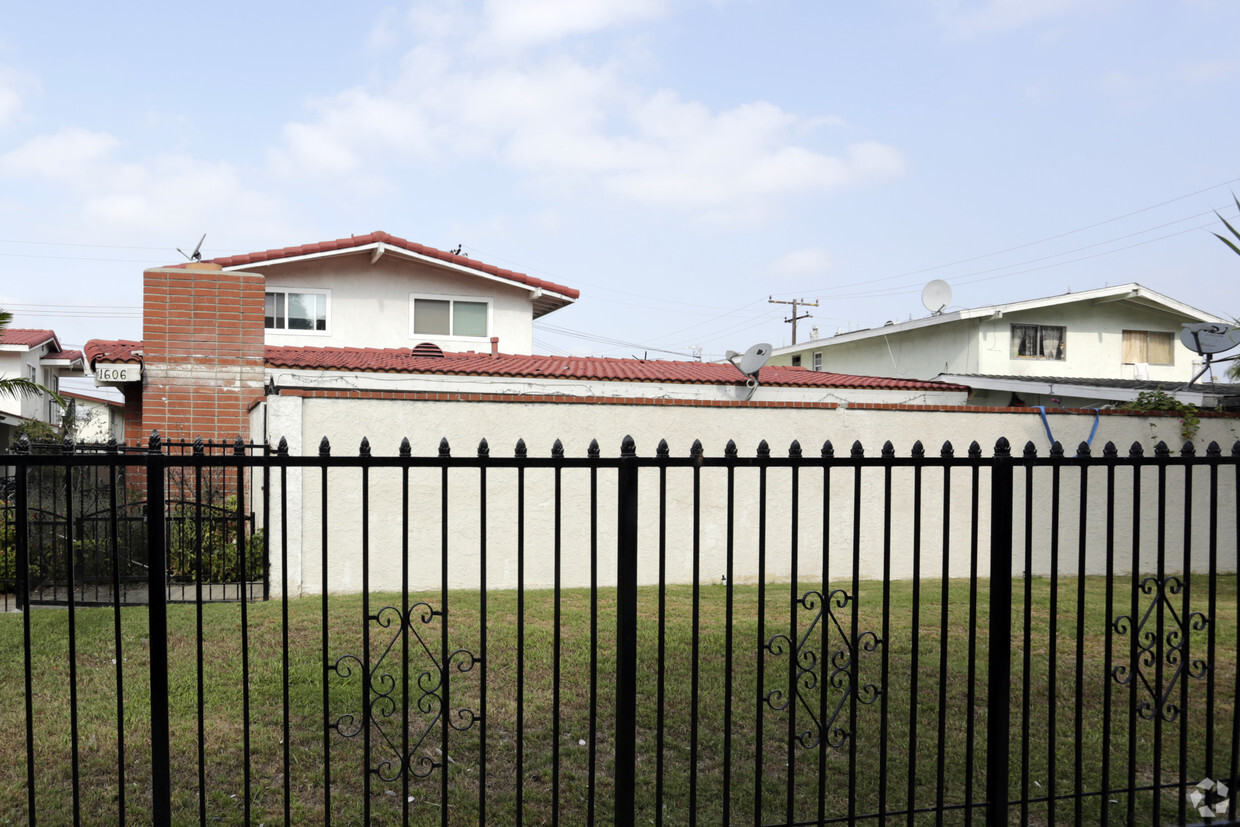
(0, 328), (83, 446)
(770, 284), (1240, 409)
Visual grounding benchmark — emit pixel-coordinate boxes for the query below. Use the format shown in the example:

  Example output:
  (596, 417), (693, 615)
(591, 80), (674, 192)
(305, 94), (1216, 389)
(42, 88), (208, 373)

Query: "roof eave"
(222, 242), (579, 309)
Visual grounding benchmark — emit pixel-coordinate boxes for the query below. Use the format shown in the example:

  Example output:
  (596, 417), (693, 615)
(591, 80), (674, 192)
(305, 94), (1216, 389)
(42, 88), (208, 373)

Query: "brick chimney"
(131, 262), (266, 444)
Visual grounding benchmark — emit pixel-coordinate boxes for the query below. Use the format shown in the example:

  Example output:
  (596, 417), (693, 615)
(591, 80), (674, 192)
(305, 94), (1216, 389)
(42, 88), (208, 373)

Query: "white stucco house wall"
(770, 284), (1240, 409)
(216, 230), (579, 356)
(62, 392), (125, 443)
(0, 328), (83, 446)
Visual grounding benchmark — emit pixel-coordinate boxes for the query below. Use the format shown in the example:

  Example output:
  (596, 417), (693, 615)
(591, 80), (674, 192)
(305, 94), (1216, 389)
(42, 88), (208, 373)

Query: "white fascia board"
(225, 243), (577, 305)
(936, 374), (1134, 401)
(41, 356), (83, 368)
(937, 374), (1213, 405)
(983, 283), (1224, 322)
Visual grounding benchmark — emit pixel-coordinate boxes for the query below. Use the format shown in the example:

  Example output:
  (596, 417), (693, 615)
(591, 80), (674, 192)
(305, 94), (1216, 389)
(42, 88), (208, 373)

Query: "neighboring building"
(83, 232), (970, 448)
(0, 328), (83, 446)
(770, 284), (1240, 409)
(216, 230), (578, 355)
(62, 392), (125, 444)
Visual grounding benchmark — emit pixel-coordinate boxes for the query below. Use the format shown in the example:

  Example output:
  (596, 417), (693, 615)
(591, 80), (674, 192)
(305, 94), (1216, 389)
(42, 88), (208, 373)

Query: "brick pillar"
(122, 384), (144, 447)
(139, 263), (265, 444)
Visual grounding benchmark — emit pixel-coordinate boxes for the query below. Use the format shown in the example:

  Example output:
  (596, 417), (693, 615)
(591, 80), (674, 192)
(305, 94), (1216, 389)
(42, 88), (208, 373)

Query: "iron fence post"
(986, 437), (1014, 825)
(16, 449), (36, 820)
(14, 446), (28, 611)
(616, 435), (638, 826)
(146, 434), (172, 824)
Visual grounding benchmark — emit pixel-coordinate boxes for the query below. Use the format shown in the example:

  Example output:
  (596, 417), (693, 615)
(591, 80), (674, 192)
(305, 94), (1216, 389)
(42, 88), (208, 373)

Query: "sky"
(2, 0), (1239, 400)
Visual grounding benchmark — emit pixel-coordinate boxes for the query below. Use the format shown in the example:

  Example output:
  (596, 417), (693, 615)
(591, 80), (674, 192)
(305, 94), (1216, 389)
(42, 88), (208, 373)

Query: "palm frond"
(1215, 195), (1240, 257)
(0, 377), (63, 403)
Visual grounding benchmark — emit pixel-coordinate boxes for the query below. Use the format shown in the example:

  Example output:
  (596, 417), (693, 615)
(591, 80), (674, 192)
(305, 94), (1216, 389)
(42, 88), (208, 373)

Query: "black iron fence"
(1, 436), (265, 607)
(1, 432), (1238, 825)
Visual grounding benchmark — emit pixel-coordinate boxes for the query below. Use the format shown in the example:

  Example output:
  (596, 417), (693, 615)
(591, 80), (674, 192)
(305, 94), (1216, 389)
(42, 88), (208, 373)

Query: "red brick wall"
(138, 264), (265, 443)
(121, 384), (145, 447)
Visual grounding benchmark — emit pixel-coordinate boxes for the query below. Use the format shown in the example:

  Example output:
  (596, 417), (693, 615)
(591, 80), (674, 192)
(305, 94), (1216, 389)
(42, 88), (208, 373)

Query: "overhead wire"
(771, 176), (1240, 298)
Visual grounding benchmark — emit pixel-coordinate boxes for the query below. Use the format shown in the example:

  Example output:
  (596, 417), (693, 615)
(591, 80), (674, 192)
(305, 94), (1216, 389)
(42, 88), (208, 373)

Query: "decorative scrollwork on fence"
(329, 601), (479, 782)
(764, 588), (882, 750)
(1111, 576), (1209, 723)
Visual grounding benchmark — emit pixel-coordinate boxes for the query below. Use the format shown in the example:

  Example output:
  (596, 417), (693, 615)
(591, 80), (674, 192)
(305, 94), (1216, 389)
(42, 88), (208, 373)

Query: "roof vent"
(411, 342), (445, 358)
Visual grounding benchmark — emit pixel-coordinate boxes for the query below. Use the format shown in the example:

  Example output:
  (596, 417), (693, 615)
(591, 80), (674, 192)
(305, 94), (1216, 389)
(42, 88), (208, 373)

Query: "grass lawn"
(1, 575), (1236, 825)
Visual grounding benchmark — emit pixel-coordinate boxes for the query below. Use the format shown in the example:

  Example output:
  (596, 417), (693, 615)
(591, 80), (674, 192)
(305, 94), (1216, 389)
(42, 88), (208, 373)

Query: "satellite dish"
(177, 233), (206, 262)
(1180, 322), (1240, 356)
(921, 279), (952, 315)
(734, 343), (773, 378)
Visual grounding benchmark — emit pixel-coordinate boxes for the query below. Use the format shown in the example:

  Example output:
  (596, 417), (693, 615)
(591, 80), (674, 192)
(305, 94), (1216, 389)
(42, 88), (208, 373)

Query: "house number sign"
(96, 365), (139, 382)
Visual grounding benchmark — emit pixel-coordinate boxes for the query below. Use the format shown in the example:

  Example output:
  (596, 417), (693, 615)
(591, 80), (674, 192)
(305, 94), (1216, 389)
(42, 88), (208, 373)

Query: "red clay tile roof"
(0, 328), (57, 348)
(84, 339), (143, 366)
(81, 339), (968, 391)
(265, 346), (968, 390)
(179, 231), (580, 300)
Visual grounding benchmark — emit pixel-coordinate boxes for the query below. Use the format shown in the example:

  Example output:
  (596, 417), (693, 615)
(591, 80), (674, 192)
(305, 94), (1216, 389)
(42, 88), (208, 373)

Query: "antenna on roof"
(921, 279), (952, 315)
(177, 233), (206, 262)
(726, 342), (773, 401)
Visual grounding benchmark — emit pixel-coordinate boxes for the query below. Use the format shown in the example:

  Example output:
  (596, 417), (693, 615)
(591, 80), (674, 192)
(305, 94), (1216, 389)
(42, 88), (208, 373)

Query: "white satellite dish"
(1180, 322), (1240, 356)
(922, 280), (952, 315)
(736, 343), (772, 377)
(726, 343), (773, 400)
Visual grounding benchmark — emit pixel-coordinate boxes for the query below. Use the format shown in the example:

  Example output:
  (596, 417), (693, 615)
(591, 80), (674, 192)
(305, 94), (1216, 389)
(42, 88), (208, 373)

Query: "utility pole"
(769, 296), (818, 345)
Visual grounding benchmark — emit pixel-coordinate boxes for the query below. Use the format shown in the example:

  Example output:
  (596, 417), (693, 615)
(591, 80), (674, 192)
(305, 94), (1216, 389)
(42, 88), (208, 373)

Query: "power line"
(774, 176), (1240, 298)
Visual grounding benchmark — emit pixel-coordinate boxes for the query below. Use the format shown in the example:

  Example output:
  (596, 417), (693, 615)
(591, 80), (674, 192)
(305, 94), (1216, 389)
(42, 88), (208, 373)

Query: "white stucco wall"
(68, 397), (122, 442)
(773, 320), (983, 380)
(255, 253), (538, 354)
(0, 348), (56, 422)
(253, 396), (1240, 599)
(976, 303), (1205, 382)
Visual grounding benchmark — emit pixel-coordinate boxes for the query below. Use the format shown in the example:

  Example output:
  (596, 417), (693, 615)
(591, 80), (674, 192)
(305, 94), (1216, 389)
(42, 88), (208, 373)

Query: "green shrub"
(1119, 388), (1201, 443)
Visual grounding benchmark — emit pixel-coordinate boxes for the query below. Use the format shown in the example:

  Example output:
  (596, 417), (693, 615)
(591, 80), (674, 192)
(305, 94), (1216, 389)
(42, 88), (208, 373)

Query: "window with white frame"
(265, 289), (329, 333)
(812, 352), (822, 372)
(1121, 330), (1174, 365)
(410, 295), (490, 339)
(47, 374), (59, 422)
(1010, 324), (1066, 360)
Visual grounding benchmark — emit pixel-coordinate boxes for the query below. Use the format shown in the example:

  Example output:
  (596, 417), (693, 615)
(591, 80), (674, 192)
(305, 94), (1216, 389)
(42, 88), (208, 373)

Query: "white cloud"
(479, 0), (669, 49)
(270, 18), (904, 225)
(0, 67), (36, 130)
(0, 126), (286, 239)
(0, 127), (120, 180)
(83, 155), (276, 233)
